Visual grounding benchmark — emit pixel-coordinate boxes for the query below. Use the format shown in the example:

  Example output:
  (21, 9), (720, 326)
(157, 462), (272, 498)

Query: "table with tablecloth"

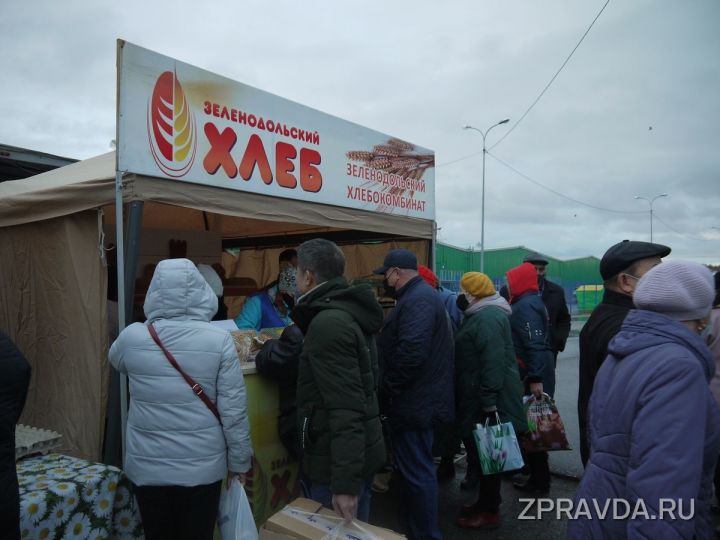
(17, 453), (143, 540)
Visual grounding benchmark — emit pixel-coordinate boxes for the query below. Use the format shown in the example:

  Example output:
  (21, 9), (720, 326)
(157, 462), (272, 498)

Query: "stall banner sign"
(117, 40), (435, 220)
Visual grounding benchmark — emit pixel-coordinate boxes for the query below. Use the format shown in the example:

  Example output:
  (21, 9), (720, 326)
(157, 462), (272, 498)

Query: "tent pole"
(123, 201), (144, 316)
(431, 221), (437, 274)
(115, 171), (128, 460)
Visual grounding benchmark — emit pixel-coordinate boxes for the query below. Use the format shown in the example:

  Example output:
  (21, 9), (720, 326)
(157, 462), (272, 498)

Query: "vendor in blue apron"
(235, 265), (296, 330)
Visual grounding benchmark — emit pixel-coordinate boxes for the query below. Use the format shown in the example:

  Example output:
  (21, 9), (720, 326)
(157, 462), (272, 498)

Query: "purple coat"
(568, 309), (720, 540)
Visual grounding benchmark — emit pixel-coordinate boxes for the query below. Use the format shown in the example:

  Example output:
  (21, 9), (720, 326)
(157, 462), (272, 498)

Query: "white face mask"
(698, 311), (713, 339)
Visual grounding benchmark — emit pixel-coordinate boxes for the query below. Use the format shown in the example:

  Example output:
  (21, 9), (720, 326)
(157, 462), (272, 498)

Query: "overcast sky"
(2, 0), (718, 262)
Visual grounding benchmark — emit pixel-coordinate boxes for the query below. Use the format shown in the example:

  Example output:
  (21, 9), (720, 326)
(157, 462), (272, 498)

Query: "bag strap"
(148, 323), (222, 424)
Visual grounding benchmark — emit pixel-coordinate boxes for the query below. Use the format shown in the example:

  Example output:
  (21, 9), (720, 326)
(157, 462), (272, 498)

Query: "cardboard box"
(260, 498), (405, 540)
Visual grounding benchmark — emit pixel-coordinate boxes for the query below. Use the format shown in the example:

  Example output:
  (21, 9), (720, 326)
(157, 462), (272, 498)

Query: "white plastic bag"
(218, 478), (258, 540)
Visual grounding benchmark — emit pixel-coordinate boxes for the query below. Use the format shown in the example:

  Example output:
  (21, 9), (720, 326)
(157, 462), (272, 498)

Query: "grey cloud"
(0, 0), (718, 262)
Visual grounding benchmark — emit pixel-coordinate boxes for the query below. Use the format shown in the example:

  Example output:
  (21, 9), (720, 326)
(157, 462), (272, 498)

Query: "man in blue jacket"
(375, 249), (454, 540)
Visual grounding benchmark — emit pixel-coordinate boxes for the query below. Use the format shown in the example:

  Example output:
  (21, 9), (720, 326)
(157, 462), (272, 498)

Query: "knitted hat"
(460, 272), (496, 299)
(278, 265), (297, 294)
(633, 260), (714, 321)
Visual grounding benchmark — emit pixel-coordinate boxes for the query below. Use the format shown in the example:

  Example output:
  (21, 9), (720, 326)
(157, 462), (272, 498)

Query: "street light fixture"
(634, 193), (668, 243)
(463, 118), (510, 273)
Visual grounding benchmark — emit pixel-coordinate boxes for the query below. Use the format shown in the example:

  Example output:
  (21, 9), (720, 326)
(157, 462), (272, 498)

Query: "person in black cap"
(374, 248), (454, 540)
(577, 239), (671, 466)
(500, 253), (571, 364)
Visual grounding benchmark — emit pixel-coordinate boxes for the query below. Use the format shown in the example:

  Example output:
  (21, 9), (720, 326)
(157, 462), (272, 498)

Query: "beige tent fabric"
(126, 176), (433, 239)
(102, 202), (341, 239)
(0, 211), (108, 460)
(0, 151), (434, 240)
(221, 240), (430, 319)
(0, 152), (433, 462)
(0, 153), (116, 228)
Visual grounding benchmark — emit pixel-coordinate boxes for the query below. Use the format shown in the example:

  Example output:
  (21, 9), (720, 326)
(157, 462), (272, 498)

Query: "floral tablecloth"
(17, 453), (144, 540)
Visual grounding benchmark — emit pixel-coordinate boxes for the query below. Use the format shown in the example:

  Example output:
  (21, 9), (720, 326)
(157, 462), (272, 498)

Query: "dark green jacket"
(291, 277), (386, 495)
(454, 304), (526, 438)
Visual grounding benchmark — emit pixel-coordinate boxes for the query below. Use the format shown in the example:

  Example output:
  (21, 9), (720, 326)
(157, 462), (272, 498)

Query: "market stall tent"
(0, 151), (433, 460)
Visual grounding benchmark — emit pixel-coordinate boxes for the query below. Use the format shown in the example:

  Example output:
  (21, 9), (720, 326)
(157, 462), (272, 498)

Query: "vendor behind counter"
(235, 259), (297, 331)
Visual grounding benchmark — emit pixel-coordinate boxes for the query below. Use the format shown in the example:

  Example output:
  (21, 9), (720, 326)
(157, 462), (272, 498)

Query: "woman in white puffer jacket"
(109, 258), (252, 540)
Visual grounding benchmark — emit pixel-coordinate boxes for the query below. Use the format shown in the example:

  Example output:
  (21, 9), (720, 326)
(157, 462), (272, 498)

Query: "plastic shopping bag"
(473, 413), (525, 475)
(218, 478), (258, 540)
(522, 393), (572, 452)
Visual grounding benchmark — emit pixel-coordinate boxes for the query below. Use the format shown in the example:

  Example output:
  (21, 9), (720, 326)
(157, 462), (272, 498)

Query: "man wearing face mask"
(374, 249), (454, 540)
(578, 240), (670, 466)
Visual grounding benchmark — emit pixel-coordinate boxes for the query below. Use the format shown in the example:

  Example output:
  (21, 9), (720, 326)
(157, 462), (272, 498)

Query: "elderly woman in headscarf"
(235, 264), (297, 330)
(568, 261), (720, 540)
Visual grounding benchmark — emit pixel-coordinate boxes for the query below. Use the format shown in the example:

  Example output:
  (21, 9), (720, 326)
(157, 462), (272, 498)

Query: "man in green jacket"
(291, 239), (386, 523)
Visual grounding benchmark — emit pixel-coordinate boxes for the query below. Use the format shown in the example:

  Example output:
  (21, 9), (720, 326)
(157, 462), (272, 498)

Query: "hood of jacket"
(465, 292), (512, 317)
(506, 262), (539, 303)
(144, 258), (218, 323)
(608, 309), (715, 381)
(291, 276), (384, 335)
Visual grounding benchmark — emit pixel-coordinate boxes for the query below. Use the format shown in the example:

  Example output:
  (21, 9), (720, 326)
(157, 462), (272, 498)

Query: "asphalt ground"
(369, 459), (577, 539)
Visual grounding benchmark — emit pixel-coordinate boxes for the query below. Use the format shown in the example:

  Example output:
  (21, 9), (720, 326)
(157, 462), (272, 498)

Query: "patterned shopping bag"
(522, 393), (572, 452)
(473, 414), (525, 475)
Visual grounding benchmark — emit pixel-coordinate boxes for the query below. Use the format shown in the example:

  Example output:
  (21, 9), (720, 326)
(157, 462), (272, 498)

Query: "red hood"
(418, 265), (439, 288)
(506, 262), (539, 303)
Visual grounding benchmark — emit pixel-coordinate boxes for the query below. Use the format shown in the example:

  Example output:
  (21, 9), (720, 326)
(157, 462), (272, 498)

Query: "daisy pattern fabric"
(17, 453), (143, 539)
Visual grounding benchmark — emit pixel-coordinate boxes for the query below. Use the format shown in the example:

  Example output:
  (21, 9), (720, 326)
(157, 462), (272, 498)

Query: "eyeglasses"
(385, 268), (398, 281)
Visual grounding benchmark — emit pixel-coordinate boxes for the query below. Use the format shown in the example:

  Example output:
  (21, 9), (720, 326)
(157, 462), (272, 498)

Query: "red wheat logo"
(147, 71), (197, 177)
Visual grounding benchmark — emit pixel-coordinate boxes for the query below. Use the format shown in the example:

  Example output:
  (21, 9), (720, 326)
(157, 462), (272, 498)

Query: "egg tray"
(15, 424), (63, 460)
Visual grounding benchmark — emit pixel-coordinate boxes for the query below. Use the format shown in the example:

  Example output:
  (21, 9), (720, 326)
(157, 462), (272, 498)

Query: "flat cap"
(523, 252), (549, 265)
(373, 249), (418, 274)
(600, 240), (671, 280)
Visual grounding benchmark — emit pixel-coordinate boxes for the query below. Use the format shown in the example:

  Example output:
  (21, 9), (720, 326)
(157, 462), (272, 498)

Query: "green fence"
(575, 285), (604, 313)
(435, 243), (603, 313)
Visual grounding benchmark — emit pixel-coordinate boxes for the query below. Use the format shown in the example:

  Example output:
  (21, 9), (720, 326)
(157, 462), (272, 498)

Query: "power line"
(436, 150), (483, 168)
(653, 213), (707, 240)
(487, 151), (646, 214)
(489, 0), (611, 151)
(489, 152), (712, 239)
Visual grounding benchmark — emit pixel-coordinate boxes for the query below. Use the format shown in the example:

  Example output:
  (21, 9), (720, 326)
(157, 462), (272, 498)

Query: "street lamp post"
(463, 119), (510, 273)
(634, 193), (668, 243)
